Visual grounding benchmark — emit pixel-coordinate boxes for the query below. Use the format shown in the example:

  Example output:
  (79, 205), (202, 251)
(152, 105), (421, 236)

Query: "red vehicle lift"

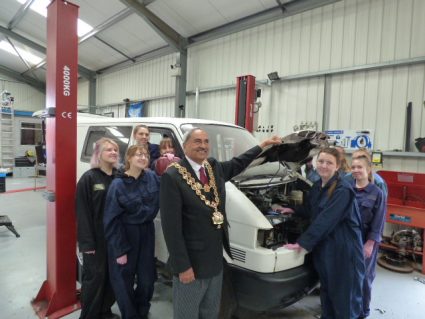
(378, 170), (425, 274)
(31, 1), (80, 318)
(235, 75), (258, 133)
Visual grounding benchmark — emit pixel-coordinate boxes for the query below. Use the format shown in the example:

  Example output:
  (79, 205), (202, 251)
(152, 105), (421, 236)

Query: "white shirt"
(186, 156), (204, 179)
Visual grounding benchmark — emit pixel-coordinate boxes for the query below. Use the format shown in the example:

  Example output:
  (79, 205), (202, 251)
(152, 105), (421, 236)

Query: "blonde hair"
(90, 138), (119, 168)
(352, 154), (374, 183)
(124, 145), (149, 171)
(352, 148), (371, 161)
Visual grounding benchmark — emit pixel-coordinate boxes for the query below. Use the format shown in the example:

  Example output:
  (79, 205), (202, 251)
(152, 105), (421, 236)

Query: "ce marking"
(61, 112), (72, 119)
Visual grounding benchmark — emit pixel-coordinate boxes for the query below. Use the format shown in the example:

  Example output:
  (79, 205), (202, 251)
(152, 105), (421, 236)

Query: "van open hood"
(232, 131), (332, 186)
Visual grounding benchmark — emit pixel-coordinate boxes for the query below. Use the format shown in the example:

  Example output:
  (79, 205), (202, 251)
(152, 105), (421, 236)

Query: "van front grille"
(230, 247), (246, 263)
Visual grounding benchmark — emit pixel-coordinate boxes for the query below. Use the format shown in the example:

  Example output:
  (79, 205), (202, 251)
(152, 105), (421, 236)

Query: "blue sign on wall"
(324, 129), (374, 151)
(127, 102), (144, 117)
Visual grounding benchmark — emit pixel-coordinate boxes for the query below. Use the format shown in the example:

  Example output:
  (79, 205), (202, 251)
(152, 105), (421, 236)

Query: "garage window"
(20, 122), (43, 145)
(81, 126), (132, 163)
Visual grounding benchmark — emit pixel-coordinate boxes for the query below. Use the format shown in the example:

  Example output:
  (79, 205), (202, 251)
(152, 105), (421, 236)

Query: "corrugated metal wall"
(184, 0), (425, 172)
(146, 98), (175, 117)
(186, 89), (237, 122)
(188, 0), (425, 89)
(328, 64), (425, 152)
(96, 54), (176, 106)
(79, 0), (425, 172)
(0, 77), (45, 111)
(266, 77), (325, 137)
(77, 79), (89, 110)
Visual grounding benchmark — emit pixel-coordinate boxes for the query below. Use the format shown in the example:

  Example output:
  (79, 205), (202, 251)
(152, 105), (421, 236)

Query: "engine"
(235, 176), (311, 250)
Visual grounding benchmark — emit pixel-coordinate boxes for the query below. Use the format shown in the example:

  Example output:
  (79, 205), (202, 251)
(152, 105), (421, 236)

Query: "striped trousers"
(172, 271), (223, 319)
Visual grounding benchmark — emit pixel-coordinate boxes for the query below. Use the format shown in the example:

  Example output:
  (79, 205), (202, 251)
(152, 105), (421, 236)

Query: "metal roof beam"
(17, 8), (133, 75)
(79, 8), (133, 44)
(189, 0), (340, 45)
(0, 64), (45, 93)
(0, 25), (45, 52)
(119, 0), (187, 52)
(97, 45), (175, 74)
(7, 0), (35, 30)
(94, 36), (136, 62)
(5, 36), (40, 81)
(0, 25), (96, 79)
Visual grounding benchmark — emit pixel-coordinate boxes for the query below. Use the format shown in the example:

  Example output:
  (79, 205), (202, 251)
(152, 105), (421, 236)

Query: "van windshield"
(180, 124), (258, 161)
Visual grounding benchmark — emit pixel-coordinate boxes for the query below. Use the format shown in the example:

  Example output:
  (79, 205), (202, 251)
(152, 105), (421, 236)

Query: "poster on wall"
(127, 102), (144, 117)
(325, 129), (374, 151)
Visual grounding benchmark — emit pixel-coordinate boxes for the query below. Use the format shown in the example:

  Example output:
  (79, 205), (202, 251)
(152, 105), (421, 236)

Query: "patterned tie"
(199, 166), (208, 185)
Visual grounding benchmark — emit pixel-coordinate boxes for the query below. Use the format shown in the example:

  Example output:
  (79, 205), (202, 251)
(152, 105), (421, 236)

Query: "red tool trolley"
(378, 170), (425, 274)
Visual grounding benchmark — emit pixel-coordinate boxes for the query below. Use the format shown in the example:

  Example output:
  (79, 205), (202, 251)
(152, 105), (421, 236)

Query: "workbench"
(378, 170), (425, 274)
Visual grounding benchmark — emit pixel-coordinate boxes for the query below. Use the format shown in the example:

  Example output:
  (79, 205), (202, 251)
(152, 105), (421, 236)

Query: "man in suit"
(160, 128), (281, 319)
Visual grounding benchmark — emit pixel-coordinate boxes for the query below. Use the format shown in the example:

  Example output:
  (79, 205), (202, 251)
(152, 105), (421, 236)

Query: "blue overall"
(104, 170), (160, 319)
(345, 172), (388, 199)
(297, 175), (365, 319)
(353, 182), (385, 318)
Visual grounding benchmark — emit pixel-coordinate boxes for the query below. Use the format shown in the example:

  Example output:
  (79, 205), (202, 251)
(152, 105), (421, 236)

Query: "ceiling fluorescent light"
(17, 0), (49, 17)
(77, 19), (93, 37)
(0, 40), (43, 65)
(16, 0), (93, 37)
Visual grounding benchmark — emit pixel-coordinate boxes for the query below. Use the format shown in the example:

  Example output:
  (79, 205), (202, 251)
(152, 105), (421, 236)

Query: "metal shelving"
(0, 105), (15, 171)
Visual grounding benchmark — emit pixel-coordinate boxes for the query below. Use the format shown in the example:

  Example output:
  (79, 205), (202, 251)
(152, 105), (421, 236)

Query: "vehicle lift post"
(31, 1), (80, 318)
(235, 75), (258, 133)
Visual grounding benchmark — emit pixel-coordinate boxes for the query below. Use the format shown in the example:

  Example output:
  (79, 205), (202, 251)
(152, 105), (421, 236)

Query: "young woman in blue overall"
(284, 148), (365, 319)
(104, 145), (160, 319)
(351, 155), (385, 319)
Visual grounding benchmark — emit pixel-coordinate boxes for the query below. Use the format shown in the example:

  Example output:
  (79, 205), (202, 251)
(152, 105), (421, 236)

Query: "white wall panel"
(366, 0), (383, 63)
(145, 98), (175, 117)
(411, 0), (425, 57)
(394, 0), (413, 60)
(407, 64), (425, 152)
(329, 63), (425, 172)
(353, 0), (368, 65)
(329, 1), (344, 69)
(309, 9), (322, 72)
(0, 77), (45, 111)
(187, 0), (425, 91)
(381, 0), (398, 62)
(93, 0), (425, 173)
(77, 79), (89, 110)
(255, 77), (324, 140)
(341, 0), (357, 68)
(186, 89), (236, 124)
(96, 54), (176, 106)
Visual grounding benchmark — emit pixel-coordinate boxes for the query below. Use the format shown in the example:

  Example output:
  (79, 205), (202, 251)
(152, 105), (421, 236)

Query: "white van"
(76, 114), (326, 313)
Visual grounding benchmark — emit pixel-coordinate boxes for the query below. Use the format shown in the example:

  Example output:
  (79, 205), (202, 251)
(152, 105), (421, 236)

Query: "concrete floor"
(0, 177), (424, 319)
